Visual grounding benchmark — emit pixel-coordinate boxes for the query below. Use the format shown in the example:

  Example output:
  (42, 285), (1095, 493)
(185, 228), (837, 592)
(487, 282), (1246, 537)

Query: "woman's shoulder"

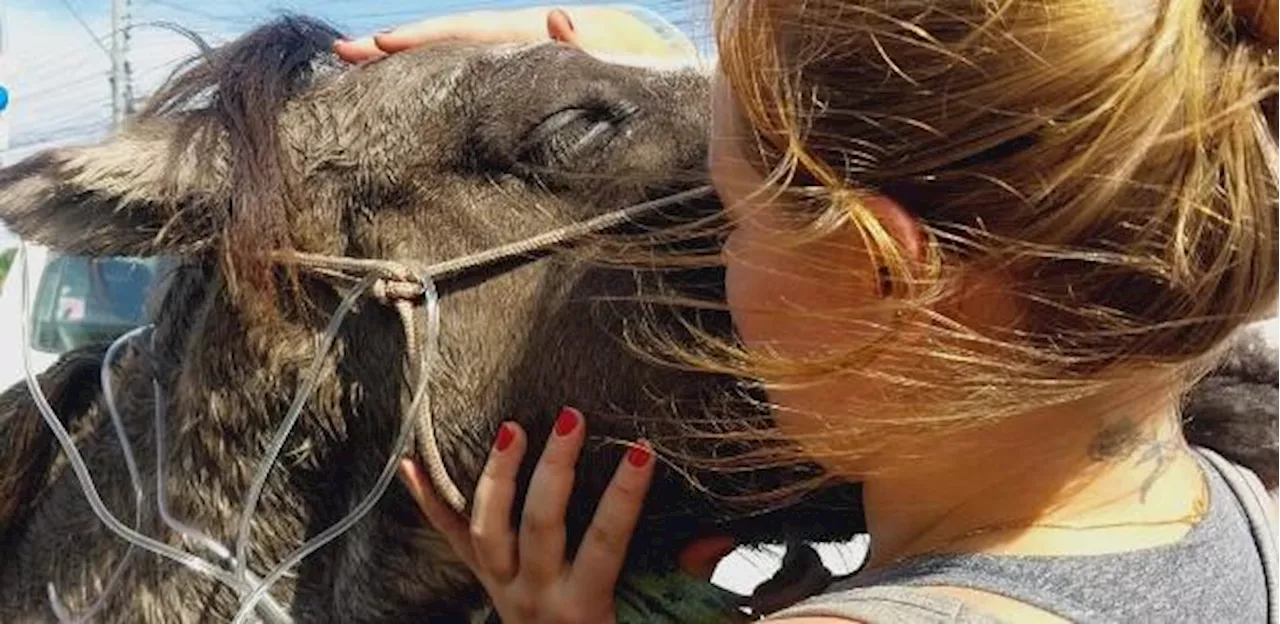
(767, 619), (868, 624)
(765, 450), (1275, 624)
(764, 584), (1009, 624)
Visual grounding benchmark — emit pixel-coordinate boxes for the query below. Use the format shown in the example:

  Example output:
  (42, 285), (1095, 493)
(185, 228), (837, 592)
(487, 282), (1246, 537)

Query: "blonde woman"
(340, 1), (1278, 621)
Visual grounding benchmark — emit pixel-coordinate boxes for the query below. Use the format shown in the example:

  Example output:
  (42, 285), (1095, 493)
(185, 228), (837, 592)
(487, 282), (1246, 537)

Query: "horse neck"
(149, 269), (410, 547)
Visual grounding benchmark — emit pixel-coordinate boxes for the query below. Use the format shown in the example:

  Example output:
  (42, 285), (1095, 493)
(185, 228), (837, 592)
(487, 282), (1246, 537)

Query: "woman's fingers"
(333, 37), (387, 63)
(469, 422), (526, 581)
(518, 407), (586, 584)
(398, 459), (477, 569)
(375, 12), (547, 50)
(568, 441), (656, 597)
(402, 407), (660, 623)
(336, 8), (561, 62)
(334, 8), (587, 65)
(545, 8), (582, 47)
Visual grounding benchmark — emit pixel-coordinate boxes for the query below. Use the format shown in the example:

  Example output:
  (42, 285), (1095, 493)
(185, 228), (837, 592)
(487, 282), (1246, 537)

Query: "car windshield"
(29, 254), (162, 353)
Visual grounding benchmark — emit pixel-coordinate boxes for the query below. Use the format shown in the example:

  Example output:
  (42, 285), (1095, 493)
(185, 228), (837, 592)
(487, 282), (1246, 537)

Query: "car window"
(30, 254), (162, 353)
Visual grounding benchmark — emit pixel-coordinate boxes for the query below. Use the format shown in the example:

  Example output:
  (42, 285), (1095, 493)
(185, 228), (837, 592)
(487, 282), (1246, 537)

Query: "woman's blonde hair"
(657, 0), (1277, 469)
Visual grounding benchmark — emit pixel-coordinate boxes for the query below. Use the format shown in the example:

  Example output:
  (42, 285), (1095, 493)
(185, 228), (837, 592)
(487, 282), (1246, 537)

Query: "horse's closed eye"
(519, 101), (640, 167)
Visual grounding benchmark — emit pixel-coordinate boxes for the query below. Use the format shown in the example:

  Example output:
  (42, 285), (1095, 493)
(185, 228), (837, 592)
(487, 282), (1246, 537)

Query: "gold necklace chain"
(877, 474), (1210, 570)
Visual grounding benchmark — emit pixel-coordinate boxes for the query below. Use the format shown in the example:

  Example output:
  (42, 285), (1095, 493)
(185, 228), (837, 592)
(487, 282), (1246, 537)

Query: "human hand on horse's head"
(334, 7), (579, 63)
(334, 5), (700, 65)
(397, 407), (738, 623)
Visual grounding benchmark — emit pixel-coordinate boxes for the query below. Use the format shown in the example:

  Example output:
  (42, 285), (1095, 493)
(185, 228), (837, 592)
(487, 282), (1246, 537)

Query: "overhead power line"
(55, 0), (111, 55)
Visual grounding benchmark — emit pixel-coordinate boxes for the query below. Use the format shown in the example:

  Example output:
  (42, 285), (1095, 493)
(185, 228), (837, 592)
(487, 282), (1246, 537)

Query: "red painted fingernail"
(494, 422), (516, 452)
(554, 407), (580, 437)
(626, 442), (652, 468)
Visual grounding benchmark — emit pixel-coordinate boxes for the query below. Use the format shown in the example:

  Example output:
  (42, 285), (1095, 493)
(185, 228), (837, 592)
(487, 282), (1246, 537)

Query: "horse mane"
(142, 15), (346, 303)
(0, 344), (110, 546)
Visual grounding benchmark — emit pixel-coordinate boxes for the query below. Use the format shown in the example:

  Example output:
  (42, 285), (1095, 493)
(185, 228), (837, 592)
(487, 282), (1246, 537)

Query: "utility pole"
(110, 0), (133, 130)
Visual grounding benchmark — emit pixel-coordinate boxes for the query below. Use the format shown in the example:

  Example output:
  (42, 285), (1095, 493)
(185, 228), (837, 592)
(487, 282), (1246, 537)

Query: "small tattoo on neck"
(1088, 419), (1184, 503)
(1088, 419), (1143, 461)
(1135, 437), (1183, 503)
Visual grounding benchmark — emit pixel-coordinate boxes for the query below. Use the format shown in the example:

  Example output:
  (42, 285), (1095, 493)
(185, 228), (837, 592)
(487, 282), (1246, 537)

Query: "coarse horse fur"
(1183, 319), (1278, 489)
(0, 16), (856, 623)
(0, 14), (1273, 624)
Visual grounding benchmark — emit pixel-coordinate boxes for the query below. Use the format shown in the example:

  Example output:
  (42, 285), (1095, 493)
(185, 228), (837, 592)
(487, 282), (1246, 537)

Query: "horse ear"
(0, 120), (225, 257)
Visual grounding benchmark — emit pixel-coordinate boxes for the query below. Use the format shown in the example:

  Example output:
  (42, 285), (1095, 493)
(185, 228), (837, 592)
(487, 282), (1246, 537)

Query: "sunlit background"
(0, 0), (868, 598)
(0, 0), (714, 162)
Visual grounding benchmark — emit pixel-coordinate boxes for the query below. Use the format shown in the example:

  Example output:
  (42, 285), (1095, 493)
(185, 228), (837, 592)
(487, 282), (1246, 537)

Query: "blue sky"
(0, 0), (709, 160)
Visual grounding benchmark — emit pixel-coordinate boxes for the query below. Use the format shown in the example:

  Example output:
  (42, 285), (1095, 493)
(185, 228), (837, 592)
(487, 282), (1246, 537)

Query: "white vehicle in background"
(0, 243), (168, 392)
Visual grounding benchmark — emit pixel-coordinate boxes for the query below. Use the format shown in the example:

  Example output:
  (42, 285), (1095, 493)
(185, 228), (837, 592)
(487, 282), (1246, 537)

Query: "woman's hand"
(400, 407), (733, 623)
(334, 6), (699, 65)
(335, 8), (579, 63)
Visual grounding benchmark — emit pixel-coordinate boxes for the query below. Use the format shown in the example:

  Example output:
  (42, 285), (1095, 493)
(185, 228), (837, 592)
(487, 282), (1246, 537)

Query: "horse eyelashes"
(519, 102), (639, 167)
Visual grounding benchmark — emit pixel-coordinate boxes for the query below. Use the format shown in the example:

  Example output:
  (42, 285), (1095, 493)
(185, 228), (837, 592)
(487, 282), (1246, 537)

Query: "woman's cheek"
(726, 224), (888, 360)
(723, 227), (770, 349)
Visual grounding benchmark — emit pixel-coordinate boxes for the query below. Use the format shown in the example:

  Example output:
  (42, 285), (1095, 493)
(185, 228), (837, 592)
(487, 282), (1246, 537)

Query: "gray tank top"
(769, 447), (1278, 623)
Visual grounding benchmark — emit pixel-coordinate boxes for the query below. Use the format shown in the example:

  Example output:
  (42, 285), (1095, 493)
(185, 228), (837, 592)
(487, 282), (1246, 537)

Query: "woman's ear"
(861, 194), (925, 264)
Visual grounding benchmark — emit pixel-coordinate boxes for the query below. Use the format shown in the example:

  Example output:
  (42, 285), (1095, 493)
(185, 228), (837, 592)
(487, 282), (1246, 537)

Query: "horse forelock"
(143, 15), (346, 308)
